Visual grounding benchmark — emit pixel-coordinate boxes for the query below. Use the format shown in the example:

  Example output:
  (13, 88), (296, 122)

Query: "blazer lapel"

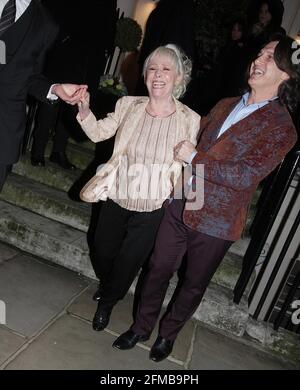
(174, 98), (188, 139)
(0, 0), (36, 71)
(112, 97), (148, 156)
(199, 97), (240, 152)
(212, 99), (279, 146)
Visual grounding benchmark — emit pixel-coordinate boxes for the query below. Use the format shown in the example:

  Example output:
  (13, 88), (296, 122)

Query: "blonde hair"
(142, 44), (192, 99)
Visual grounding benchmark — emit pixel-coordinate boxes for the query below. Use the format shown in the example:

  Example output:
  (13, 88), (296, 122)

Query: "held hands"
(174, 141), (197, 164)
(51, 83), (88, 105)
(77, 91), (91, 120)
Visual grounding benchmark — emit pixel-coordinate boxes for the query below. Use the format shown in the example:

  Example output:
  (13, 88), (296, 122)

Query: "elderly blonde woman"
(77, 44), (200, 331)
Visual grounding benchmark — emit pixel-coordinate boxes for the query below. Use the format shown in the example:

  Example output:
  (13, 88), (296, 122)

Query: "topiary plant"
(115, 17), (143, 52)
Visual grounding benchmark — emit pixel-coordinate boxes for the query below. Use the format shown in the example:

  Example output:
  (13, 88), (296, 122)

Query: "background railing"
(233, 148), (300, 333)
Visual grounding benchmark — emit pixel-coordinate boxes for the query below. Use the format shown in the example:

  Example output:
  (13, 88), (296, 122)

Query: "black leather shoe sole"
(149, 336), (174, 362)
(113, 329), (149, 350)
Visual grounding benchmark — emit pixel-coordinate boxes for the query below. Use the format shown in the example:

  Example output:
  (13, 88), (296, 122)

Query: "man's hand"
(174, 141), (197, 163)
(51, 84), (88, 105)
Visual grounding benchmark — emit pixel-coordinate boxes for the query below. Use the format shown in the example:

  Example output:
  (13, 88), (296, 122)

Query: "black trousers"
(0, 164), (11, 192)
(93, 199), (165, 310)
(31, 102), (69, 158)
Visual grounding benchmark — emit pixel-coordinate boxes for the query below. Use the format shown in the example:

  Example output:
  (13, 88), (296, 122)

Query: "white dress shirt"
(0, 0), (58, 99)
(0, 0), (31, 21)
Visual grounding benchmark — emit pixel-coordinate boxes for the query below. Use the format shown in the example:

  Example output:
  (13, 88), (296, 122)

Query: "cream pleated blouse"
(110, 110), (177, 212)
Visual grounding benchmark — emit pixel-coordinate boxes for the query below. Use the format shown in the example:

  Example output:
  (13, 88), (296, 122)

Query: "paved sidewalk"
(0, 242), (298, 370)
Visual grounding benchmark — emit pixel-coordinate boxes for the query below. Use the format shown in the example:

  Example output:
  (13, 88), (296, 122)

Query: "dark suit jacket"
(0, 0), (58, 164)
(41, 0), (117, 92)
(183, 97), (298, 241)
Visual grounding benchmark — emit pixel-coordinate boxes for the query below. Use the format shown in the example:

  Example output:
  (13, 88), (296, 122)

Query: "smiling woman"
(75, 44), (200, 334)
(143, 44), (192, 101)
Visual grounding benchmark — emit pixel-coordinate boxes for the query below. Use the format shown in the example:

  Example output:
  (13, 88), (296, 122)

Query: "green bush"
(115, 17), (143, 52)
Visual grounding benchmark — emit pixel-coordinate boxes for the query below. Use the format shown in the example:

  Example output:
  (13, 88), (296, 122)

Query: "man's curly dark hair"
(274, 35), (300, 113)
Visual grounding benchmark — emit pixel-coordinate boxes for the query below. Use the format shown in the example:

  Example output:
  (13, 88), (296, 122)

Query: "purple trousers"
(132, 199), (232, 341)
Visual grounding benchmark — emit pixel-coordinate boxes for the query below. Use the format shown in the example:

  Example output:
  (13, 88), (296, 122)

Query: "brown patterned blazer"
(183, 97), (298, 241)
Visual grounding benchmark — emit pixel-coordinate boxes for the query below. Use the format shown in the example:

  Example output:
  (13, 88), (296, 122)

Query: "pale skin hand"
(77, 91), (91, 120)
(174, 140), (197, 163)
(51, 84), (88, 105)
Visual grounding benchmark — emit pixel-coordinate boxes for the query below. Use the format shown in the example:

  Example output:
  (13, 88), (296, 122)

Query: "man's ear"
(280, 71), (290, 82)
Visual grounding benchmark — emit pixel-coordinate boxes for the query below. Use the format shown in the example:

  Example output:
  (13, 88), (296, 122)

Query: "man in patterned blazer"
(113, 35), (299, 362)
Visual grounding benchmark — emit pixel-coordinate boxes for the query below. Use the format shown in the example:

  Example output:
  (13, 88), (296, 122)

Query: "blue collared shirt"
(188, 92), (277, 164)
(216, 92), (276, 138)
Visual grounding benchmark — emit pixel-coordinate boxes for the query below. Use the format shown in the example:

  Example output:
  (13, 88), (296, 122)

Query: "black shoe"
(31, 156), (45, 167)
(49, 152), (76, 170)
(113, 329), (149, 350)
(92, 308), (111, 331)
(92, 284), (103, 301)
(149, 336), (174, 362)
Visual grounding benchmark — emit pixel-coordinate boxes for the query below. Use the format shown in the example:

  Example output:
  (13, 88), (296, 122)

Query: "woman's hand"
(174, 141), (197, 163)
(51, 84), (88, 105)
(77, 90), (91, 120)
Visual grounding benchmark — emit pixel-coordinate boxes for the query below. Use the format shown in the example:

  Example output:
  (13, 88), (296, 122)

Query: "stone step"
(0, 200), (249, 338)
(66, 143), (95, 170)
(0, 194), (246, 296)
(194, 282), (249, 336)
(0, 200), (93, 278)
(12, 155), (81, 192)
(42, 141), (95, 171)
(69, 137), (96, 152)
(0, 173), (90, 232)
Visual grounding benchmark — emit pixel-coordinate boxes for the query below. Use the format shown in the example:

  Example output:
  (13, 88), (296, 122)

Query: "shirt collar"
(242, 92), (278, 108)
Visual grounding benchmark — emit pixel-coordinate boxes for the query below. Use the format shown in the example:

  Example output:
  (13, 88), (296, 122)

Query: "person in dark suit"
(113, 35), (299, 362)
(0, 0), (87, 190)
(30, 0), (118, 170)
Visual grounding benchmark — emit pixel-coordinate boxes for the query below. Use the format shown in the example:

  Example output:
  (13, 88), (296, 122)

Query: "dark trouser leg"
(132, 199), (188, 337)
(98, 205), (164, 311)
(31, 103), (60, 158)
(132, 199), (232, 340)
(93, 199), (129, 283)
(159, 231), (232, 341)
(52, 106), (70, 154)
(0, 164), (9, 192)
